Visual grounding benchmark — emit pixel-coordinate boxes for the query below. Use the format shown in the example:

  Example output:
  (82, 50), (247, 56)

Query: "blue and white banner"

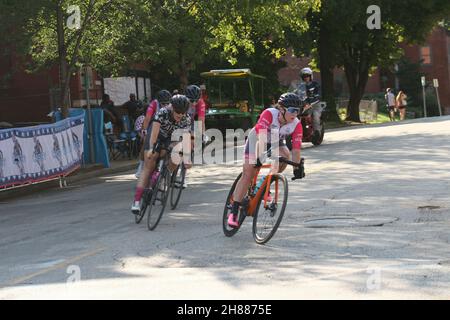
(0, 114), (84, 189)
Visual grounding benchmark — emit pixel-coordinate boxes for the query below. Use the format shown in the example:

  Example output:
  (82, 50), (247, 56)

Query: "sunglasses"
(287, 107), (301, 114)
(161, 102), (170, 106)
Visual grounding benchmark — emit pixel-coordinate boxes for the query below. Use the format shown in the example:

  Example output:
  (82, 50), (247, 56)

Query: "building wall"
(0, 50), (103, 124)
(0, 53), (58, 124)
(401, 27), (450, 115)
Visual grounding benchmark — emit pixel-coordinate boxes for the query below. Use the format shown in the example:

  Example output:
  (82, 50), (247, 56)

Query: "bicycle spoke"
(253, 174), (288, 244)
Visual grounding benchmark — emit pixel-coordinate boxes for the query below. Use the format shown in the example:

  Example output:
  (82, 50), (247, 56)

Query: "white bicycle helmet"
(300, 67), (313, 80)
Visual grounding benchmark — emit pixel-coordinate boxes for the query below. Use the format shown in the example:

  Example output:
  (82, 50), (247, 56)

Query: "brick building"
(278, 26), (450, 115)
(0, 50), (105, 125)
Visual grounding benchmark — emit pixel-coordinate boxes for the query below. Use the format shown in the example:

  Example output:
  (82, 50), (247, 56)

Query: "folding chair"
(119, 115), (139, 158)
(105, 122), (129, 160)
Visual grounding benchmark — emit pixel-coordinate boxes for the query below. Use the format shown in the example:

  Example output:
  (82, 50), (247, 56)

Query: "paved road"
(1, 116), (450, 299)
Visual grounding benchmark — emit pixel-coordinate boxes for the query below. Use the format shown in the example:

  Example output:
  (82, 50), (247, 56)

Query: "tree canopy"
(2, 0), (450, 120)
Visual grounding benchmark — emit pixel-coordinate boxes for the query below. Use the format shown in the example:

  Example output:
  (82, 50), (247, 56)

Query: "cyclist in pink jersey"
(228, 93), (305, 228)
(185, 85), (206, 135)
(182, 85), (207, 187)
(135, 90), (172, 177)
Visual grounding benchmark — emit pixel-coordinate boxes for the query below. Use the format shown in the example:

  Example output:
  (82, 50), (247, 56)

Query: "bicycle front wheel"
(170, 163), (186, 210)
(222, 173), (247, 237)
(147, 170), (171, 231)
(135, 189), (151, 224)
(252, 173), (288, 244)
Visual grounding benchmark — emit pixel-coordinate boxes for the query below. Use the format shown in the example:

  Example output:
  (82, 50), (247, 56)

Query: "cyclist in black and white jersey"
(131, 95), (192, 214)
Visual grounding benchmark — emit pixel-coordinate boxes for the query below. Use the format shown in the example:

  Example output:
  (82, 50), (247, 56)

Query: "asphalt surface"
(1, 116), (450, 299)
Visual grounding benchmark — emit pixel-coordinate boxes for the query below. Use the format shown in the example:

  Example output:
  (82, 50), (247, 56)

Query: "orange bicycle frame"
(247, 164), (278, 216)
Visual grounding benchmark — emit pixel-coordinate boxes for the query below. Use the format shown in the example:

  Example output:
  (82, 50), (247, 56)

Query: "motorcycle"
(286, 101), (326, 149)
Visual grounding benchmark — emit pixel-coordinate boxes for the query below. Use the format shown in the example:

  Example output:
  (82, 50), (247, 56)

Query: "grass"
(325, 108), (414, 130)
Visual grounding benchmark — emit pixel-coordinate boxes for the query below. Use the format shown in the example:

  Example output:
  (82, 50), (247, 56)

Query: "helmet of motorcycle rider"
(185, 85), (201, 104)
(300, 67), (313, 81)
(278, 93), (303, 115)
(170, 95), (190, 114)
(156, 90), (172, 104)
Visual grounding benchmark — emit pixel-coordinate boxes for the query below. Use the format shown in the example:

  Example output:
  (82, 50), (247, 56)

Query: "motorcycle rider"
(293, 67), (323, 141)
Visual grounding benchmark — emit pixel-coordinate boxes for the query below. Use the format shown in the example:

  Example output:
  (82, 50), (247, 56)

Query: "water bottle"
(253, 175), (266, 196)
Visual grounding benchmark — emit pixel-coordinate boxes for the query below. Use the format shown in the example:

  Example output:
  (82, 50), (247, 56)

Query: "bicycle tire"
(222, 173), (247, 237)
(170, 163), (186, 210)
(312, 121), (325, 146)
(252, 173), (288, 244)
(135, 189), (151, 224)
(147, 169), (172, 231)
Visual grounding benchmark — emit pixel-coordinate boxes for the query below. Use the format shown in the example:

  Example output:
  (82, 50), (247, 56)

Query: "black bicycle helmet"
(185, 85), (201, 103)
(278, 92), (302, 109)
(170, 94), (190, 114)
(156, 90), (172, 104)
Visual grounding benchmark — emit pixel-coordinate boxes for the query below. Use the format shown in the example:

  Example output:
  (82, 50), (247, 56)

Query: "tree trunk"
(179, 66), (189, 90)
(178, 41), (189, 90)
(56, 3), (69, 119)
(57, 0), (96, 119)
(318, 25), (339, 122)
(344, 58), (369, 123)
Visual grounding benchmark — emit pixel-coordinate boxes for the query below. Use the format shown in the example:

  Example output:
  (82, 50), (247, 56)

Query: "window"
(420, 46), (432, 65)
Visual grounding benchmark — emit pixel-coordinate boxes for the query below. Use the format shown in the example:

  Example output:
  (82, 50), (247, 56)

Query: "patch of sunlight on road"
(103, 174), (137, 183)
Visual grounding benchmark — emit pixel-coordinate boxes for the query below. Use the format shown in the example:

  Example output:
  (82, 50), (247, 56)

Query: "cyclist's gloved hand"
(292, 158), (305, 180)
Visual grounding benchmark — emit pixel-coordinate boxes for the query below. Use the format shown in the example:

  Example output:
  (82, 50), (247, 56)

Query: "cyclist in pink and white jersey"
(185, 85), (206, 135)
(228, 93), (305, 228)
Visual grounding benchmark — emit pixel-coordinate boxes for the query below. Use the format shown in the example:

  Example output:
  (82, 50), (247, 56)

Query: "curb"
(0, 162), (138, 202)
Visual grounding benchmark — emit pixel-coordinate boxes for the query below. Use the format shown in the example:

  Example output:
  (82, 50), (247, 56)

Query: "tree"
(1, 0), (126, 118)
(286, 1), (343, 121)
(293, 0), (450, 122)
(29, 0), (125, 118)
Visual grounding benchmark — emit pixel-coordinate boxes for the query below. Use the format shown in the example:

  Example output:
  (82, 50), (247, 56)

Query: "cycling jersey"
(254, 108), (303, 150)
(153, 107), (191, 139)
(187, 98), (206, 131)
(245, 108), (302, 162)
(145, 100), (162, 122)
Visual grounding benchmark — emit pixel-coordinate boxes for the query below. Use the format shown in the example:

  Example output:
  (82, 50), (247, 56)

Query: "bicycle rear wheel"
(147, 169), (171, 230)
(135, 189), (151, 224)
(170, 163), (186, 210)
(222, 173), (247, 237)
(252, 173), (288, 244)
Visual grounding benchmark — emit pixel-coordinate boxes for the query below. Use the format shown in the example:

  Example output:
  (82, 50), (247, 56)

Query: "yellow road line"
(2, 247), (106, 288)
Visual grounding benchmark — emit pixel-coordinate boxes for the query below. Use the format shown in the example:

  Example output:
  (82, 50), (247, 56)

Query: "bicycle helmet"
(300, 67), (313, 80)
(170, 95), (190, 114)
(156, 90), (172, 104)
(185, 85), (201, 103)
(278, 93), (302, 114)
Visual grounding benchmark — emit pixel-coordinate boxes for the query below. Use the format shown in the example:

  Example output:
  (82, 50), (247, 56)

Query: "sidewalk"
(0, 159), (138, 202)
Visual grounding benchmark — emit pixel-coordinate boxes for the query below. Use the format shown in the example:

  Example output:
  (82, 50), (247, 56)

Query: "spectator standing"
(385, 88), (397, 121)
(123, 93), (140, 123)
(100, 94), (120, 131)
(396, 90), (408, 121)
